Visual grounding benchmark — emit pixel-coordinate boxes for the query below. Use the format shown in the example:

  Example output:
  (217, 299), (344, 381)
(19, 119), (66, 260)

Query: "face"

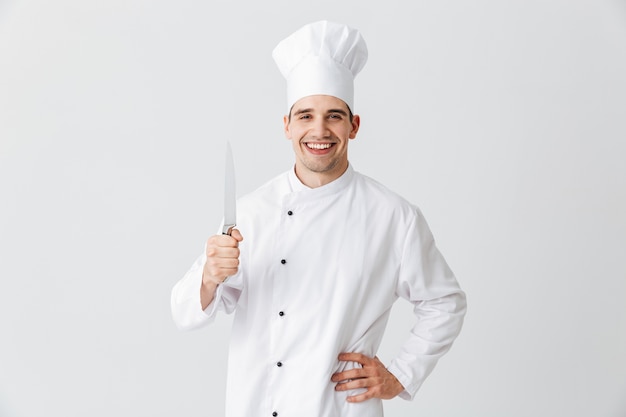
(283, 95), (360, 187)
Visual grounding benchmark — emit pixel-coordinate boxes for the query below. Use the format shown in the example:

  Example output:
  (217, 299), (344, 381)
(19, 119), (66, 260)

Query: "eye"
(299, 114), (311, 120)
(328, 113), (343, 120)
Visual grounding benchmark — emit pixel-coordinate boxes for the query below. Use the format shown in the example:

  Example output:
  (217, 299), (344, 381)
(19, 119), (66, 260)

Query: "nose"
(309, 118), (331, 139)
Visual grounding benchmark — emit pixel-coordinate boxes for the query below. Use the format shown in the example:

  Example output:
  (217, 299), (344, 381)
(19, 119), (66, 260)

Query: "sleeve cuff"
(387, 362), (419, 401)
(202, 281), (226, 317)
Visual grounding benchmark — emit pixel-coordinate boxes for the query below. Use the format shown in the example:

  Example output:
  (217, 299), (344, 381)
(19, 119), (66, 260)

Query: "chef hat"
(272, 20), (368, 113)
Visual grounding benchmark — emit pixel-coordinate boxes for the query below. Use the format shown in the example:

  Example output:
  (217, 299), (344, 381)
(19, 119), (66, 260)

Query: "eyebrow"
(292, 108), (349, 116)
(292, 108), (313, 116)
(327, 108), (349, 116)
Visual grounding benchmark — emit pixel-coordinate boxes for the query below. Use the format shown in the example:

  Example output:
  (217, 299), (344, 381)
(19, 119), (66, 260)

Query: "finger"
(217, 234), (241, 247)
(212, 247), (240, 258)
(338, 352), (372, 365)
(346, 389), (375, 403)
(335, 377), (373, 391)
(204, 256), (240, 278)
(331, 368), (369, 382)
(208, 234), (241, 249)
(206, 256), (240, 270)
(206, 245), (240, 259)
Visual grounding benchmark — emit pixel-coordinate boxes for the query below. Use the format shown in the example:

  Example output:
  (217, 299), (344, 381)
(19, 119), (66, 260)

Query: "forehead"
(290, 95), (350, 114)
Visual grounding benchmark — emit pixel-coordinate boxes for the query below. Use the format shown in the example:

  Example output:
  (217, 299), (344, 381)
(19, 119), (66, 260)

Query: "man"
(171, 20), (466, 417)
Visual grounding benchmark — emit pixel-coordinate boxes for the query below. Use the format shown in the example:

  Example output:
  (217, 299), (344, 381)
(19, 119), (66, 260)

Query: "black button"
(277, 361), (283, 367)
(287, 210), (293, 216)
(278, 311), (285, 317)
(272, 413), (278, 417)
(280, 259), (286, 264)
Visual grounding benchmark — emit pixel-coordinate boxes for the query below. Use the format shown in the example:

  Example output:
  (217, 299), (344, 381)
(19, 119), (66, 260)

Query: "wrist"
(200, 274), (220, 310)
(202, 263), (225, 286)
(202, 274), (222, 287)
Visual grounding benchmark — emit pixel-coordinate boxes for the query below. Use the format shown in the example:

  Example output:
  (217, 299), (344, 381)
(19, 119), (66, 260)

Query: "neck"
(294, 162), (349, 188)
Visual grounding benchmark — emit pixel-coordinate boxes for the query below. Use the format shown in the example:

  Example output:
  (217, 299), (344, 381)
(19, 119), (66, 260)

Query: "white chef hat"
(272, 20), (368, 113)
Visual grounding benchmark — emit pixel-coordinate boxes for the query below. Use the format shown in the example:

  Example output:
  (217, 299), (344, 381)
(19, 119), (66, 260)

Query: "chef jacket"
(171, 164), (466, 417)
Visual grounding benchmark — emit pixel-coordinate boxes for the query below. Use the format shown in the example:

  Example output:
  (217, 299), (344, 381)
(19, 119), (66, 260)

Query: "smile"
(306, 143), (334, 150)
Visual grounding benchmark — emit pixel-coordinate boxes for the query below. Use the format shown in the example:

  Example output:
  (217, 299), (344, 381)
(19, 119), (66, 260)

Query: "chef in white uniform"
(171, 20), (467, 417)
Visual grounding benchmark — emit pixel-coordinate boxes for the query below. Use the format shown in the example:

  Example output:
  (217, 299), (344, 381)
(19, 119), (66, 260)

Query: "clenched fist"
(200, 229), (243, 308)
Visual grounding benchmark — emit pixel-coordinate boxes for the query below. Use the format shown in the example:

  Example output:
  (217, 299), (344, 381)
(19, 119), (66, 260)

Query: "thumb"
(230, 228), (244, 242)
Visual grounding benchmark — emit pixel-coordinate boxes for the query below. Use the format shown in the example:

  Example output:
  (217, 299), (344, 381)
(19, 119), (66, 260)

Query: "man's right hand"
(200, 229), (243, 309)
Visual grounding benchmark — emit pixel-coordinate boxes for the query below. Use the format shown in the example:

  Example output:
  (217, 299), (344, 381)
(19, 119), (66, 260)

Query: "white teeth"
(306, 143), (332, 150)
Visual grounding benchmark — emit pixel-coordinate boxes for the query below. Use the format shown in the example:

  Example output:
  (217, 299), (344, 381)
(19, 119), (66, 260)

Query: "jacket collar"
(287, 163), (355, 199)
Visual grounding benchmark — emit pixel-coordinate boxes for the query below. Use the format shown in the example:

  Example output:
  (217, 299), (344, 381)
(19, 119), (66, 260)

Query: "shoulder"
(238, 170), (290, 209)
(352, 171), (441, 251)
(349, 170), (424, 230)
(353, 171), (418, 211)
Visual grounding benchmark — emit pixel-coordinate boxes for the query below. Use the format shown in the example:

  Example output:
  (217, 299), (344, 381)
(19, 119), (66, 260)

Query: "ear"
(349, 115), (361, 139)
(283, 115), (291, 139)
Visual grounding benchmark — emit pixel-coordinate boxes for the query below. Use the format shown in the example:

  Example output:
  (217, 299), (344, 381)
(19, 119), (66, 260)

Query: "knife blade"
(222, 141), (236, 236)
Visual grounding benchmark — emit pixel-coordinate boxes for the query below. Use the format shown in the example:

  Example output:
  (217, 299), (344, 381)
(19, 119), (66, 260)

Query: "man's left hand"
(331, 352), (404, 402)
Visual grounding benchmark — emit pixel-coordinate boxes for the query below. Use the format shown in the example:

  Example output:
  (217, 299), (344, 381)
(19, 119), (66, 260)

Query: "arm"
(332, 209), (466, 401)
(171, 229), (244, 330)
(387, 210), (466, 400)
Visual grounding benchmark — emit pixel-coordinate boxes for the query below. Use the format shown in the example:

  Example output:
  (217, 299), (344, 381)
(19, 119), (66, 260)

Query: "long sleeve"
(171, 168), (466, 416)
(170, 252), (243, 330)
(387, 209), (467, 400)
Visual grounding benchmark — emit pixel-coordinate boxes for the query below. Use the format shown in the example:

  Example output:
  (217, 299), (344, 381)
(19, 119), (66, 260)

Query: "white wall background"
(1, 0), (625, 416)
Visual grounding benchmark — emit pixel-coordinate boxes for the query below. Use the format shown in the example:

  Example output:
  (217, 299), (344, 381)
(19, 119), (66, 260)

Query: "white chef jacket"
(171, 165), (466, 417)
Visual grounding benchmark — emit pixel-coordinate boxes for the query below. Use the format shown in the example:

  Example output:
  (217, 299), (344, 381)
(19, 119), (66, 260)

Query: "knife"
(222, 141), (237, 236)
